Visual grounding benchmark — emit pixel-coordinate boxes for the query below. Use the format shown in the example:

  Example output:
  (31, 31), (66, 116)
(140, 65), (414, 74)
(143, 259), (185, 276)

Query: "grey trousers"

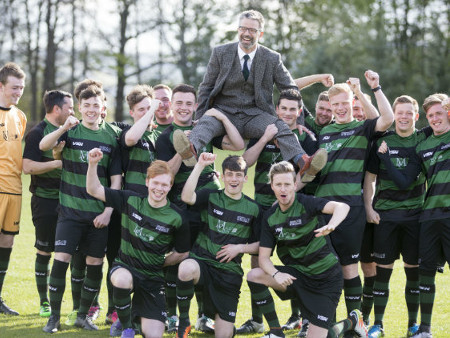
(190, 110), (305, 161)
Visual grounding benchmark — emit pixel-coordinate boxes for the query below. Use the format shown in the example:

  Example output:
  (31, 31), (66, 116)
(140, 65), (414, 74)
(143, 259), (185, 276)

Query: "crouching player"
(246, 161), (368, 338)
(86, 149), (189, 338)
(176, 153), (261, 338)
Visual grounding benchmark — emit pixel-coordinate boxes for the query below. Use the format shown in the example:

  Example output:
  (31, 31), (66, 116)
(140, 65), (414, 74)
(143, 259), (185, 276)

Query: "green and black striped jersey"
(248, 128), (317, 206)
(23, 119), (61, 199)
(317, 118), (378, 206)
(58, 123), (121, 222)
(416, 130), (450, 222)
(260, 193), (338, 277)
(104, 188), (189, 281)
(120, 126), (158, 196)
(190, 189), (261, 276)
(367, 128), (431, 221)
(155, 123), (221, 207)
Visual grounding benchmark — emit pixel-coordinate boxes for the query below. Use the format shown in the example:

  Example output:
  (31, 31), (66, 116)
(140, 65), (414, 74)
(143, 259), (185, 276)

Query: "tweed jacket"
(196, 42), (297, 120)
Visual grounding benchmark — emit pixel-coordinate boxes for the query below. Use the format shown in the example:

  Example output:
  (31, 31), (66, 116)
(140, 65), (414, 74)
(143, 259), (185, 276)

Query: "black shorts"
(110, 263), (167, 323)
(274, 264), (343, 329)
(360, 222), (374, 263)
(31, 195), (59, 252)
(328, 206), (366, 265)
(54, 217), (108, 258)
(106, 209), (122, 265)
(195, 258), (242, 323)
(373, 218), (420, 265)
(419, 218), (450, 272)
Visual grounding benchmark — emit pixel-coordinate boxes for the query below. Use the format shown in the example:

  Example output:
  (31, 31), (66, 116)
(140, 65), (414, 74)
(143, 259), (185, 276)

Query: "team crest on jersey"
(324, 142), (342, 152)
(271, 152), (281, 164)
(79, 150), (88, 162)
(134, 225), (154, 242)
(395, 158), (407, 168)
(216, 219), (227, 232)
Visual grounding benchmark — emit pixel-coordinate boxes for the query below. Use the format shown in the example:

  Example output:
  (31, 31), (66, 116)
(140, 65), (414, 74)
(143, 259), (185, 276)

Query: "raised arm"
(294, 73), (334, 90)
(181, 152), (216, 205)
(364, 70), (394, 132)
(242, 124), (278, 167)
(124, 99), (160, 147)
(40, 115), (79, 151)
(204, 108), (245, 151)
(363, 171), (380, 224)
(86, 148), (106, 202)
(346, 77), (379, 120)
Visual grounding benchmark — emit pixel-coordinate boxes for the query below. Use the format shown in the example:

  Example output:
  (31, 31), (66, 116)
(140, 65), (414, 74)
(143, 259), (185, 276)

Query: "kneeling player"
(246, 161), (367, 338)
(87, 150), (189, 338)
(176, 154), (261, 338)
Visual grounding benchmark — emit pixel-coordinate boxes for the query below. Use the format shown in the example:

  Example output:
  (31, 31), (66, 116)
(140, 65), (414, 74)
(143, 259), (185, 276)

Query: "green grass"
(0, 151), (449, 337)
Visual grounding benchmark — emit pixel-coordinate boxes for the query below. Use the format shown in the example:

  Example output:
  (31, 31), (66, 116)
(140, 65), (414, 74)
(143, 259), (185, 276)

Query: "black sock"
(49, 259), (70, 316)
(78, 264), (103, 317)
(35, 253), (51, 304)
(0, 247), (13, 296)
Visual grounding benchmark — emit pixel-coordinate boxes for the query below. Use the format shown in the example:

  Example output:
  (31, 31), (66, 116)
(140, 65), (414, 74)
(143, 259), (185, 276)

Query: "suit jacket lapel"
(253, 46), (267, 89)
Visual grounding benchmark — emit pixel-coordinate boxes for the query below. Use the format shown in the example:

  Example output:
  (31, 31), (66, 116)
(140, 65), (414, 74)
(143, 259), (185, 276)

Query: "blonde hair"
(422, 93), (448, 113)
(268, 161), (296, 184)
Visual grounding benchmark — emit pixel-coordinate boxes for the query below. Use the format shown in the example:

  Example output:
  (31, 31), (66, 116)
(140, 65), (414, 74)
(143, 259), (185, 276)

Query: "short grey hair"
(239, 10), (265, 31)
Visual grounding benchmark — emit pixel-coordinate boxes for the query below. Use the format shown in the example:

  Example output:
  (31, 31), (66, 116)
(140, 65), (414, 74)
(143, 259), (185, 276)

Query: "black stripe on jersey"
(192, 243), (216, 261)
(255, 161), (272, 173)
(254, 183), (273, 195)
(119, 252), (162, 276)
(123, 182), (148, 196)
(319, 171), (362, 184)
(127, 204), (174, 234)
(425, 159), (450, 178)
(421, 206), (450, 219)
(127, 158), (152, 172)
(31, 176), (60, 190)
(60, 181), (98, 200)
(282, 244), (332, 267)
(121, 225), (169, 254)
(65, 137), (114, 156)
(62, 159), (107, 178)
(376, 185), (425, 202)
(207, 201), (255, 227)
(426, 182), (449, 197)
(320, 124), (366, 142)
(206, 227), (248, 246)
(328, 147), (366, 161)
(58, 205), (100, 220)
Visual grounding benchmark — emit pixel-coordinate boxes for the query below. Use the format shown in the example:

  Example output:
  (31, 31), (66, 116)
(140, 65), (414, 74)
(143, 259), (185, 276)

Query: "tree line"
(0, 0), (448, 127)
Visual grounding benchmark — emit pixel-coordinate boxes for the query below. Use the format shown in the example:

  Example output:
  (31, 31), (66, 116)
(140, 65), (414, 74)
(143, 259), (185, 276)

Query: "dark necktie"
(242, 54), (250, 81)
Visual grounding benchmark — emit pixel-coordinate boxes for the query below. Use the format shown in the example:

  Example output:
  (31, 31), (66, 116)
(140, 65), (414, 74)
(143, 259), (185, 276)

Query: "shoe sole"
(173, 129), (197, 167)
(302, 148), (327, 183)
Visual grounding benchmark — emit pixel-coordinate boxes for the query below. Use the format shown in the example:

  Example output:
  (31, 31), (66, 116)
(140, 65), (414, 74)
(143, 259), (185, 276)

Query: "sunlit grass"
(0, 151), (448, 337)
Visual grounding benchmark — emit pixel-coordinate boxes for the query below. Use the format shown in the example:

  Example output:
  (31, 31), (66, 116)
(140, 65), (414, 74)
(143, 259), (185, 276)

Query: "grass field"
(0, 152), (449, 337)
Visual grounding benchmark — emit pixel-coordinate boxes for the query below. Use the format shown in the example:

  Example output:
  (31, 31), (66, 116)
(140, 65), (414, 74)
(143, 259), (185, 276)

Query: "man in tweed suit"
(173, 9), (327, 183)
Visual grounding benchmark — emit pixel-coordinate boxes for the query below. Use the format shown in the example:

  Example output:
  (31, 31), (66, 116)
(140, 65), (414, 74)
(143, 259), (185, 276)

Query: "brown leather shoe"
(299, 148), (328, 183)
(173, 129), (197, 167)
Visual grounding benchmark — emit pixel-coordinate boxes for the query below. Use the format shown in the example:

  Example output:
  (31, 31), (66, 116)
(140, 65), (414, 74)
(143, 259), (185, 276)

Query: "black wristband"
(272, 271), (280, 278)
(371, 85), (381, 92)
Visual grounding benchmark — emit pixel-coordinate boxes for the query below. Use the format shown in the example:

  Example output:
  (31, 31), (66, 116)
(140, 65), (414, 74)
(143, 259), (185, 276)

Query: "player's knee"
(178, 259), (198, 281)
(110, 268), (133, 289)
(246, 267), (265, 282)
